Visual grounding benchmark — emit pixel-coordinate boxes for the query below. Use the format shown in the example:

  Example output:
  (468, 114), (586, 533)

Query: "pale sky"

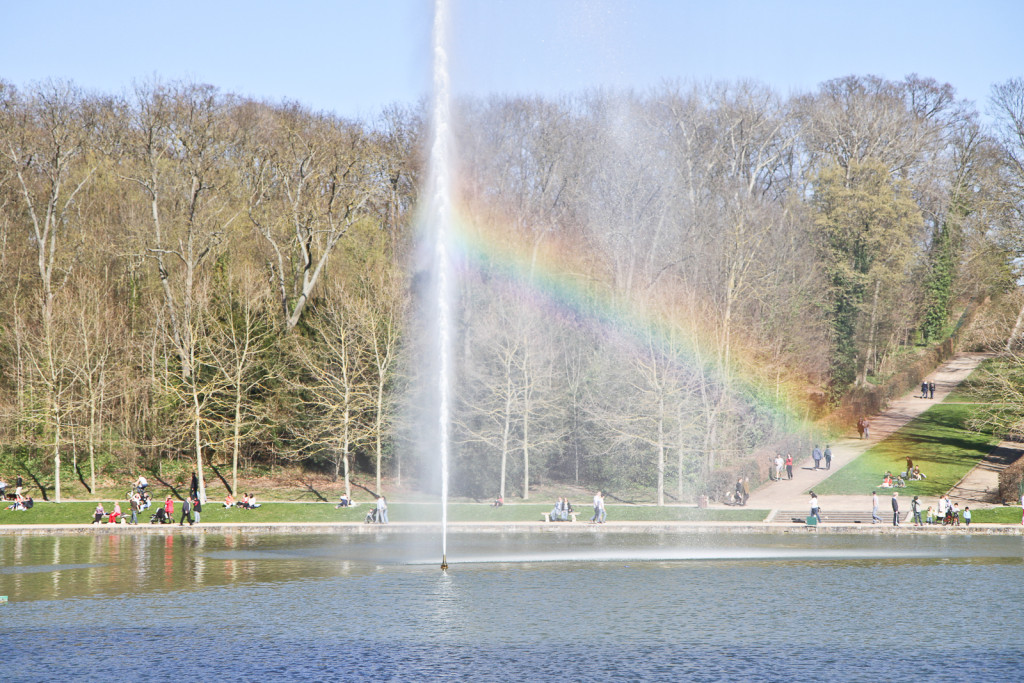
(1, 0), (1021, 120)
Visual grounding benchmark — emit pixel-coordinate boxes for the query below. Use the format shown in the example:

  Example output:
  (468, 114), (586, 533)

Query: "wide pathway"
(743, 352), (993, 513)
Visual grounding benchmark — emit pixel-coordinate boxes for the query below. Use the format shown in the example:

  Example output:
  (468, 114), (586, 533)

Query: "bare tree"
(241, 102), (380, 332)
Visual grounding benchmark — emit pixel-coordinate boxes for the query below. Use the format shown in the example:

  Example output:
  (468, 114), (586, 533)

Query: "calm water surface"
(2, 530), (1022, 681)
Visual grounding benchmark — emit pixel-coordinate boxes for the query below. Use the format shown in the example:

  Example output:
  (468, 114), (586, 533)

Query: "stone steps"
(774, 510), (911, 525)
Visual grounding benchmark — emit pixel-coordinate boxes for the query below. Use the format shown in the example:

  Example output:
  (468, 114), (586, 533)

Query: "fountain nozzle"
(440, 555), (448, 571)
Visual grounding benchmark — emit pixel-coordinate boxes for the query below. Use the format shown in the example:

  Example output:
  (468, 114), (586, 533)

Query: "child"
(926, 506), (934, 525)
(964, 506), (971, 526)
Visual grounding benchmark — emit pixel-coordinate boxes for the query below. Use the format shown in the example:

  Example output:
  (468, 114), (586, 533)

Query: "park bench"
(541, 512), (577, 523)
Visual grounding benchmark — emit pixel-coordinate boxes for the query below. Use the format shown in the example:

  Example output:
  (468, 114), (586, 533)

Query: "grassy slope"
(812, 402), (1000, 497)
(0, 501), (769, 525)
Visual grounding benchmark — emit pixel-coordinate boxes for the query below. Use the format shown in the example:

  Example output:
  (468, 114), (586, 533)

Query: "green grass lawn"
(0, 501), (769, 525)
(970, 507), (1024, 524)
(812, 402), (1000, 496)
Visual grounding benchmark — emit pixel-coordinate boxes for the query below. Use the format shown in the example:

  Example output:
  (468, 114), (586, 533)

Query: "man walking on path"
(179, 496), (193, 526)
(872, 491), (881, 524)
(824, 445), (832, 470)
(591, 491), (606, 523)
(929, 381), (936, 399)
(891, 491), (900, 527)
(921, 381), (929, 398)
(812, 445), (822, 469)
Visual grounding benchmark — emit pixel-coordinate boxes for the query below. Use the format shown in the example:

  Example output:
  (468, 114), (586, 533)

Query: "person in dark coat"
(891, 491), (901, 527)
(929, 381), (936, 399)
(179, 496), (193, 526)
(920, 381), (928, 398)
(189, 471), (199, 499)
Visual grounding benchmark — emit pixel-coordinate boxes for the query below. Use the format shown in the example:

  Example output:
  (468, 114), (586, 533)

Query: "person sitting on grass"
(491, 495), (504, 507)
(224, 493), (235, 508)
(93, 503), (106, 524)
(336, 493), (351, 508)
(880, 473), (893, 488)
(241, 493), (260, 509)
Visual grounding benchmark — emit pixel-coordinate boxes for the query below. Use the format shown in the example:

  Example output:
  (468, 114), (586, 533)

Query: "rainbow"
(442, 200), (816, 441)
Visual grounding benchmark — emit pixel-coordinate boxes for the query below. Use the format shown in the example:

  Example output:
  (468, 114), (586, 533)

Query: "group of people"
(868, 490), (968, 527)
(931, 494), (969, 526)
(1, 475), (32, 510)
(811, 444), (833, 470)
(223, 493), (260, 509)
(548, 497), (574, 521)
(366, 496), (388, 523)
(920, 380), (937, 399)
(856, 417), (870, 439)
(769, 454), (794, 481)
(732, 478), (750, 505)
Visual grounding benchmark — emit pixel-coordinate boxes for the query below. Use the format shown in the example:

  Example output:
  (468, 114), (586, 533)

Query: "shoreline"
(2, 520), (1022, 536)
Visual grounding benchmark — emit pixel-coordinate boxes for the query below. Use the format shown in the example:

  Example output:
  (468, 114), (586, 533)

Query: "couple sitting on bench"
(547, 497), (574, 522)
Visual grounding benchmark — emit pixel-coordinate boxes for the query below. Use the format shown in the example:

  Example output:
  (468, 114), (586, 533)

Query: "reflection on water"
(2, 531), (1023, 680)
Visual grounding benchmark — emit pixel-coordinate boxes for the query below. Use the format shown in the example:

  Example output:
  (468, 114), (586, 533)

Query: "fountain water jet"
(428, 0), (454, 570)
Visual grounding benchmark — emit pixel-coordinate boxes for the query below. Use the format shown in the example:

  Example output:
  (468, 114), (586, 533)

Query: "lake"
(2, 529), (1022, 681)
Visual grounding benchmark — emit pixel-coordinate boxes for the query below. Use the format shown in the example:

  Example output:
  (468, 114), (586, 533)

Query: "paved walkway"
(949, 440), (1023, 505)
(743, 352), (995, 513)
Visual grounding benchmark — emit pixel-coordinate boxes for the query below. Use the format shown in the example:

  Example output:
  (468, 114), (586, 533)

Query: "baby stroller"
(364, 507), (379, 524)
(150, 507), (173, 524)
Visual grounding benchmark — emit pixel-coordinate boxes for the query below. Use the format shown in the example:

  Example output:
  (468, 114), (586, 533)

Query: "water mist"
(428, 0), (454, 570)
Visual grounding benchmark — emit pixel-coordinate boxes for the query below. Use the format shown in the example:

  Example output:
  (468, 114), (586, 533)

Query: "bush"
(998, 451), (1024, 504)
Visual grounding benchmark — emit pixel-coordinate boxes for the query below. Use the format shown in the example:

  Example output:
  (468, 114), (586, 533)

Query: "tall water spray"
(429, 0), (454, 570)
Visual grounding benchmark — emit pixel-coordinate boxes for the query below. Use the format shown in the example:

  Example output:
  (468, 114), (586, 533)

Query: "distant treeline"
(0, 75), (1021, 503)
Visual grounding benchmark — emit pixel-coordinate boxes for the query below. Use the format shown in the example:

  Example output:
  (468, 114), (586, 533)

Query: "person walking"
(824, 445), (832, 470)
(857, 418), (865, 439)
(742, 478), (750, 505)
(871, 491), (881, 524)
(129, 492), (140, 525)
(774, 454), (784, 481)
(785, 453), (793, 479)
(192, 496), (202, 525)
(376, 495), (389, 524)
(179, 496), (193, 526)
(912, 495), (923, 526)
(929, 381), (936, 399)
(810, 491), (821, 524)
(189, 471), (199, 499)
(812, 445), (822, 470)
(920, 380), (929, 399)
(891, 491), (901, 527)
(905, 456), (913, 477)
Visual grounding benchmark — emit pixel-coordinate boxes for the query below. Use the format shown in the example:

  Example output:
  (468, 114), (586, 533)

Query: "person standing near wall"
(891, 491), (901, 527)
